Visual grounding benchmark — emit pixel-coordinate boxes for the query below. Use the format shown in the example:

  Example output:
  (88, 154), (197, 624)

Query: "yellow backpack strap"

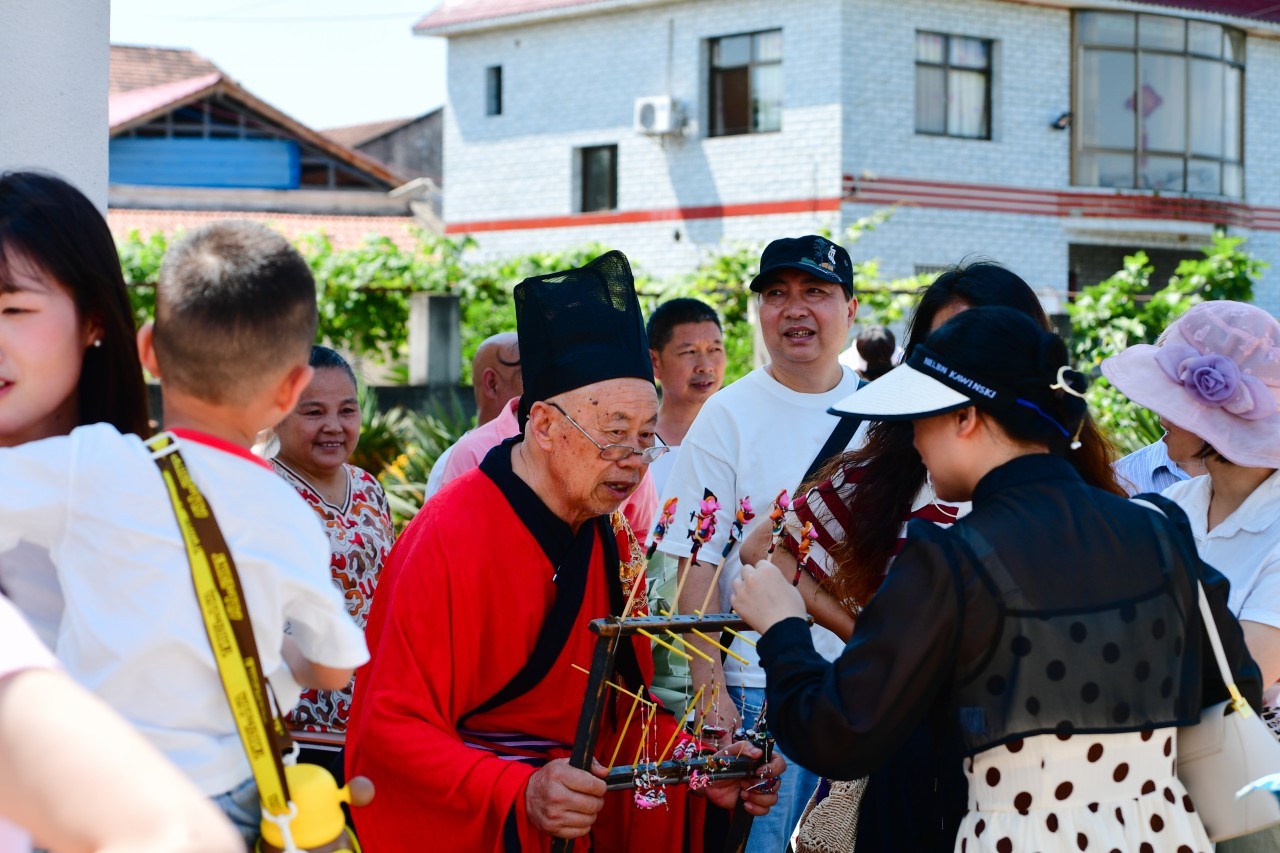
(149, 433), (295, 815)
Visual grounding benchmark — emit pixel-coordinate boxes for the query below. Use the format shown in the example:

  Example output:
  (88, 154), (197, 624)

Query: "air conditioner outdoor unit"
(634, 96), (681, 135)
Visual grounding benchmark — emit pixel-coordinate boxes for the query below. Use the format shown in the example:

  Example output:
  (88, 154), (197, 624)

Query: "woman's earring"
(92, 339), (103, 348)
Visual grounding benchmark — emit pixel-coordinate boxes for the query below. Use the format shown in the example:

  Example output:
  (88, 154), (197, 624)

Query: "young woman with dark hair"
(0, 171), (150, 646)
(0, 171), (150, 440)
(851, 325), (896, 382)
(735, 306), (1259, 852)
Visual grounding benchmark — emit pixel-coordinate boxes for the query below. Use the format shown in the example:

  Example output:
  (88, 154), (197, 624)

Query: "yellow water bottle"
(257, 764), (375, 853)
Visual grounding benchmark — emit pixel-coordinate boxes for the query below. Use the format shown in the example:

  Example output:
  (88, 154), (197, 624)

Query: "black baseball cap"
(749, 235), (854, 296)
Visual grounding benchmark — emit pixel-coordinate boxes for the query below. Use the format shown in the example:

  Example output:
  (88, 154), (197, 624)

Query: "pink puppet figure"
(721, 496), (756, 560)
(687, 489), (720, 566)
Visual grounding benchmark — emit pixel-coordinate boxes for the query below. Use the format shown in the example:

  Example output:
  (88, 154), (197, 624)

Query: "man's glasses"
(547, 402), (669, 465)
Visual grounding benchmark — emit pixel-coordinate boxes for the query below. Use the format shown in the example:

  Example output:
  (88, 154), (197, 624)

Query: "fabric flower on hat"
(1155, 344), (1274, 420)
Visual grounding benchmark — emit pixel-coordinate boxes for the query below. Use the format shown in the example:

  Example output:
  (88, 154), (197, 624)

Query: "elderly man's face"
(542, 378), (659, 526)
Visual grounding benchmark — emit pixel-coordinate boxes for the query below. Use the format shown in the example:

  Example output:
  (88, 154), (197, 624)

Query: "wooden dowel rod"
(664, 630), (714, 663)
(607, 692), (643, 770)
(636, 628), (693, 662)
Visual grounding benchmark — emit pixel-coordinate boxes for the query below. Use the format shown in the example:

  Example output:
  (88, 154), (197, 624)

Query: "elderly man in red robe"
(346, 251), (783, 851)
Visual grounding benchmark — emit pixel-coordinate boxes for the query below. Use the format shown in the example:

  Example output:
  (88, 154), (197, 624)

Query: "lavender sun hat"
(1101, 300), (1280, 469)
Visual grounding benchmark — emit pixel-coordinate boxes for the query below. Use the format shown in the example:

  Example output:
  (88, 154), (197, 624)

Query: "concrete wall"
(360, 109), (444, 184)
(0, 0), (110, 209)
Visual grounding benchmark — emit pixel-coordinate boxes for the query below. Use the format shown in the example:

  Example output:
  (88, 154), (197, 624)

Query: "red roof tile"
(108, 209), (423, 252)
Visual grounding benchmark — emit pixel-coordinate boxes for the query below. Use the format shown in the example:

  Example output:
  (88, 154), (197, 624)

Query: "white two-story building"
(416, 0), (1280, 313)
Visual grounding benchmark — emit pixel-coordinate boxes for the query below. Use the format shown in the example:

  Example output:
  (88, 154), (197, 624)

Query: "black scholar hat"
(515, 250), (655, 427)
(749, 235), (854, 296)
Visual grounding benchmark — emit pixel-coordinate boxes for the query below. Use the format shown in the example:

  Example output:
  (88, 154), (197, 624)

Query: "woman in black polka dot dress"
(733, 307), (1263, 853)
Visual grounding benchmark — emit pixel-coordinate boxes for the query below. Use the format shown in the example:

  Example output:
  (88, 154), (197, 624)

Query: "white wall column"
(0, 0), (110, 210)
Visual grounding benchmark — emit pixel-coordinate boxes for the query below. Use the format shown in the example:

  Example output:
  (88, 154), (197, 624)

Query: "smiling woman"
(0, 171), (150, 648)
(270, 346), (394, 766)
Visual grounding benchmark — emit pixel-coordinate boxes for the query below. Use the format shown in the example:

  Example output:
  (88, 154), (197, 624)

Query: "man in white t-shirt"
(657, 235), (863, 851)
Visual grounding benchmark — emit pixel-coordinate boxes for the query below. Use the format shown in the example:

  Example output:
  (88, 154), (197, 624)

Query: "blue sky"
(110, 0), (448, 130)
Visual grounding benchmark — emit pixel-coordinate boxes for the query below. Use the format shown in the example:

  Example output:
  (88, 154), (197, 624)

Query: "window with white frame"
(915, 32), (992, 139)
(708, 30), (782, 137)
(1074, 11), (1244, 197)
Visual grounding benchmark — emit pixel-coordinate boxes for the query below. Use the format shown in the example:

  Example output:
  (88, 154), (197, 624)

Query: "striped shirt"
(783, 463), (970, 597)
(1113, 440), (1194, 496)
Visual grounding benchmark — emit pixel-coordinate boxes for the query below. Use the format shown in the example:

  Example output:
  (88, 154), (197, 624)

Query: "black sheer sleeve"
(757, 525), (967, 780)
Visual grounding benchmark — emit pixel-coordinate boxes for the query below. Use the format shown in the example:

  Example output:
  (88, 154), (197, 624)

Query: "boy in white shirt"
(0, 220), (368, 845)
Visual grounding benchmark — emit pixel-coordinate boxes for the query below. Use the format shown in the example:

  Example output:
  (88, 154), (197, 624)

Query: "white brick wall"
(845, 0), (1072, 189)
(439, 0), (1280, 310)
(445, 0), (845, 225)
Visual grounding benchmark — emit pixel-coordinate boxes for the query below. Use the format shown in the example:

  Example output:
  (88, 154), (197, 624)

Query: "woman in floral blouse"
(272, 346), (395, 774)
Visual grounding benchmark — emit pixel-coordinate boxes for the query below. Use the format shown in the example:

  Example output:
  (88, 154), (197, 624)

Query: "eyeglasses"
(547, 402), (670, 465)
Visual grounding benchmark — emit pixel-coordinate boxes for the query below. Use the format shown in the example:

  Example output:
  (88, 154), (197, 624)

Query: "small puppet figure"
(687, 489), (720, 566)
(721, 496), (756, 560)
(764, 489), (792, 557)
(791, 521), (819, 586)
(646, 496), (679, 560)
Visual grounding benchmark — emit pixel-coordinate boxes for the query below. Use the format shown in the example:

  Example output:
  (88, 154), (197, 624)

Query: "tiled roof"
(414, 0), (601, 33)
(323, 117), (415, 148)
(108, 208), (423, 252)
(413, 0), (1280, 33)
(109, 45), (223, 94)
(108, 72), (222, 131)
(1141, 1), (1280, 23)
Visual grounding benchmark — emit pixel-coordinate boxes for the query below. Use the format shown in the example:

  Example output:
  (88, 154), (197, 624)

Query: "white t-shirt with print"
(657, 365), (865, 688)
(0, 424), (368, 796)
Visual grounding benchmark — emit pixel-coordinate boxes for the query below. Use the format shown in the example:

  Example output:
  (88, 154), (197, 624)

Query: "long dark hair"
(0, 171), (150, 437)
(819, 261), (1120, 609)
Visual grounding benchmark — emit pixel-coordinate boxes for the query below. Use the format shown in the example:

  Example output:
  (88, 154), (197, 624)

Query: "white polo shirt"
(0, 424), (368, 796)
(1164, 469), (1280, 629)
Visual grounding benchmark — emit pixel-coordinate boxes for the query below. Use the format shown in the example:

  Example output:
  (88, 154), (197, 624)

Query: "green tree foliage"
(659, 243), (758, 384)
(1068, 233), (1263, 454)
(119, 216), (1266, 512)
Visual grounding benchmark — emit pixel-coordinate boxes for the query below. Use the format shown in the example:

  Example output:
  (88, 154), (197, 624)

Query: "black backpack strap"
(949, 522), (1032, 609)
(802, 380), (867, 487)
